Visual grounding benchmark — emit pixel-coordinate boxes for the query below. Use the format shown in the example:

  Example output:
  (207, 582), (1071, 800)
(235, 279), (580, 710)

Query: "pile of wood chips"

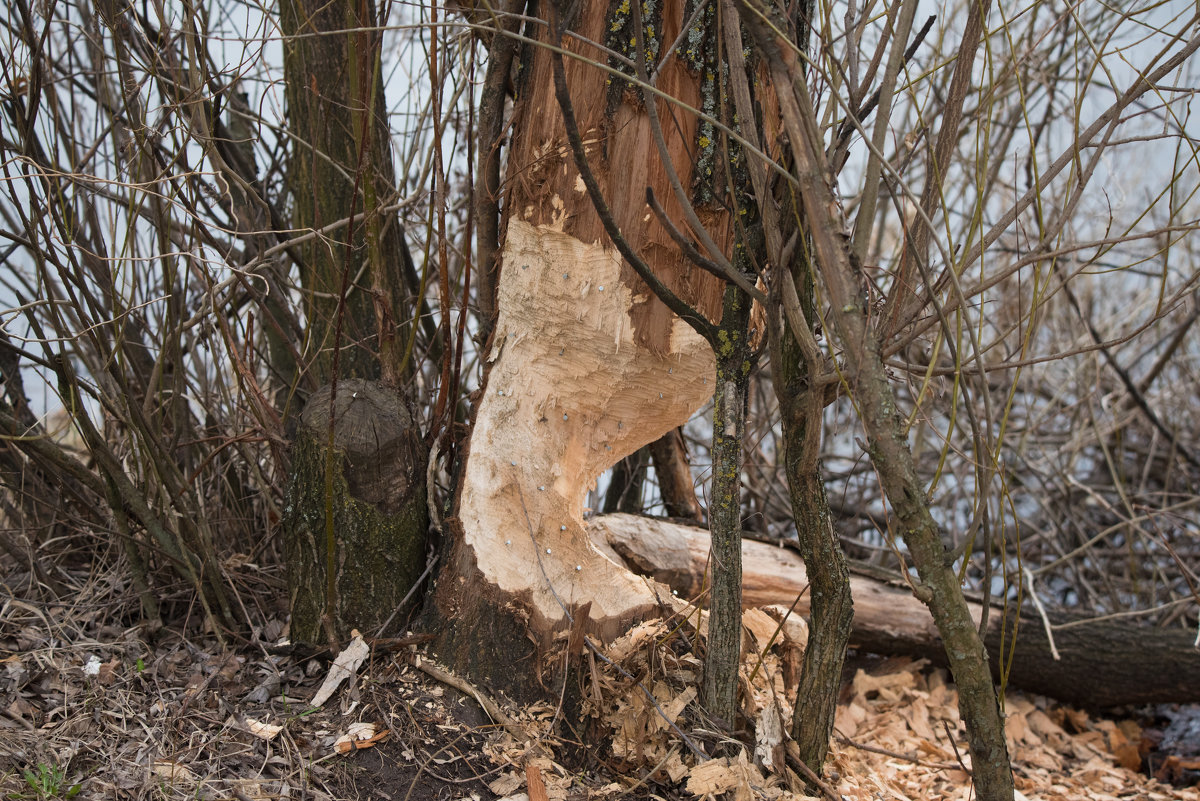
(481, 613), (1200, 801)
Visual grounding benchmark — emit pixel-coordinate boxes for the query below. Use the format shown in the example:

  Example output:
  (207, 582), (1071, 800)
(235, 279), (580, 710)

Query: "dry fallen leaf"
(311, 631), (370, 708)
(488, 771), (524, 796)
(242, 716), (284, 740)
(151, 759), (199, 785)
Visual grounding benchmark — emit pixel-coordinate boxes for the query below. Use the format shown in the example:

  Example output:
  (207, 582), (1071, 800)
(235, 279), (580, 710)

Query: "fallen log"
(589, 513), (1200, 708)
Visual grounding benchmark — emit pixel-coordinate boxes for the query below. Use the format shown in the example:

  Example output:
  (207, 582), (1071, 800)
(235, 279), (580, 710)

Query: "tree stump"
(284, 379), (427, 645)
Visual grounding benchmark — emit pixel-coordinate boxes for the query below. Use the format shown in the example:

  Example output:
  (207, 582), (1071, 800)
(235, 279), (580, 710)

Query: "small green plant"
(7, 764), (81, 800)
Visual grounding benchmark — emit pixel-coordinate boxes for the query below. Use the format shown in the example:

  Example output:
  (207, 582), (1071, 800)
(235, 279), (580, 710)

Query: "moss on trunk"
(283, 379), (428, 645)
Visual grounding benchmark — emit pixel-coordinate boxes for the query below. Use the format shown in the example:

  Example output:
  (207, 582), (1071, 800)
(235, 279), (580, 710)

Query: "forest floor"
(1, 605), (1198, 801)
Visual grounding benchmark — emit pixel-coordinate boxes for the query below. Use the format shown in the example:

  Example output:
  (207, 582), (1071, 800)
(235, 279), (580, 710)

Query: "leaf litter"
(1, 599), (1198, 800)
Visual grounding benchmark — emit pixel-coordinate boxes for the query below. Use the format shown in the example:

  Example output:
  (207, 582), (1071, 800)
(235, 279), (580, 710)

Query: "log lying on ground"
(590, 513), (1200, 708)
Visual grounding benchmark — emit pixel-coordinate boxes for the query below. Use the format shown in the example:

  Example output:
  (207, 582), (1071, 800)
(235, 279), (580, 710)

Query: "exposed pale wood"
(503, 0), (730, 351)
(592, 513), (1200, 707)
(591, 513), (938, 640)
(457, 222), (714, 639)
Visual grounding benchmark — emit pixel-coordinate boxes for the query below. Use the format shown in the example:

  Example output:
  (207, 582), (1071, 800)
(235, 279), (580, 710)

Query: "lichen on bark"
(605, 0), (666, 109)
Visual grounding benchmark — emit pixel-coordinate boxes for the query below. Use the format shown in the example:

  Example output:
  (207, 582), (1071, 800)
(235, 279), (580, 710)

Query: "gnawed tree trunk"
(594, 514), (1200, 708)
(431, 0), (731, 688)
(284, 380), (427, 645)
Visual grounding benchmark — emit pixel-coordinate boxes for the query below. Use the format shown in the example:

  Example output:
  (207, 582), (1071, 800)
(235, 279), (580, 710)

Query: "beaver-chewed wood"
(430, 0), (736, 685)
(593, 513), (1200, 708)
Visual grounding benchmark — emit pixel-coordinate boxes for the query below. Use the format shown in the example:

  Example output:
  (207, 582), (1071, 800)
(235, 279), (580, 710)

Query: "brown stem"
(648, 429), (704, 523)
(879, 0), (993, 341)
(474, 0), (524, 348)
(734, 1), (1014, 797)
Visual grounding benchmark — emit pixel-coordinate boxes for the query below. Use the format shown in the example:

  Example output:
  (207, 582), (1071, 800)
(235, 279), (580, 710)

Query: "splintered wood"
(38, 624), (1194, 801)
(824, 657), (1196, 801)
(456, 220), (717, 636)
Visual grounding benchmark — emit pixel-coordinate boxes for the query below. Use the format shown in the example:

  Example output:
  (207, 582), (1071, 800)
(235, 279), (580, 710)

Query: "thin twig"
(784, 743), (841, 801)
(645, 187), (764, 302)
(630, 0), (756, 297)
(835, 731), (961, 771)
(1022, 566), (1060, 661)
(414, 659), (528, 741)
(942, 720), (972, 776)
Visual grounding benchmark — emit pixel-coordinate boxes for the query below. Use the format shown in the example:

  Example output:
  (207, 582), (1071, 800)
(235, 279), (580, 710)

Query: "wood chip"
(311, 632), (369, 708)
(333, 722), (390, 754)
(525, 763), (548, 801)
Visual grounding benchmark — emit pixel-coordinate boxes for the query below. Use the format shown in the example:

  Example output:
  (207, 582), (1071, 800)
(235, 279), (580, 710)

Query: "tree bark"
(704, 284), (753, 728)
(279, 0), (429, 645)
(474, 0), (524, 348)
(593, 514), (1200, 708)
(770, 305), (853, 773)
(736, 2), (1013, 797)
(648, 429), (704, 523)
(280, 0), (413, 387)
